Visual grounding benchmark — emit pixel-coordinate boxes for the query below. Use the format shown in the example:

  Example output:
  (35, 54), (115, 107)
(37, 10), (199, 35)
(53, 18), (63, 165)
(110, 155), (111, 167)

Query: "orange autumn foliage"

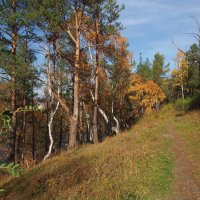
(129, 75), (166, 113)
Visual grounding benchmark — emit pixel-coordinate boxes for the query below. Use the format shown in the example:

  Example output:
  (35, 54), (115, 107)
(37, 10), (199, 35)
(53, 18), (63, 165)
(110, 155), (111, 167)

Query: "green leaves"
(0, 105), (43, 130)
(22, 105), (40, 111)
(0, 189), (5, 193)
(0, 163), (24, 192)
(0, 110), (13, 129)
(0, 163), (24, 193)
(0, 162), (25, 177)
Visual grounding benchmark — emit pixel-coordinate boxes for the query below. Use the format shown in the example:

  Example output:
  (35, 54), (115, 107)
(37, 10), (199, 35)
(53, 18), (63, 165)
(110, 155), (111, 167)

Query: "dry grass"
(0, 111), (173, 200)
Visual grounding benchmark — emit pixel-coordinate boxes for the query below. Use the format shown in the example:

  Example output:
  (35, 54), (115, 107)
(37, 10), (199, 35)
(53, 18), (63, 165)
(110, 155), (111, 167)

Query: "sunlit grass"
(0, 110), (173, 200)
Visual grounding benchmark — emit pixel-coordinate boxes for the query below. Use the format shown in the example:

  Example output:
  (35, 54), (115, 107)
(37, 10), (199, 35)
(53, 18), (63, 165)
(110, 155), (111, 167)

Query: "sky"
(117, 0), (200, 70)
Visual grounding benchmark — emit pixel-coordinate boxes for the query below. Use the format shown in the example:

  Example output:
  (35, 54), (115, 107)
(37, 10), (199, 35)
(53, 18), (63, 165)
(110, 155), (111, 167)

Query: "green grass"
(0, 111), (173, 200)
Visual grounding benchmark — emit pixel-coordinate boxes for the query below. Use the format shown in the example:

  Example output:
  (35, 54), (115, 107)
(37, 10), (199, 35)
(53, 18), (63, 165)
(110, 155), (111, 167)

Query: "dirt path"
(167, 121), (200, 200)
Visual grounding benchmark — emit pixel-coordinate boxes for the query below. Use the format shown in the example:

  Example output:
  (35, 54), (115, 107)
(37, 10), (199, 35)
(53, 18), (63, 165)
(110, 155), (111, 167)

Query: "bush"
(0, 162), (24, 193)
(174, 94), (200, 112)
(190, 94), (200, 110)
(174, 98), (192, 112)
(0, 162), (24, 177)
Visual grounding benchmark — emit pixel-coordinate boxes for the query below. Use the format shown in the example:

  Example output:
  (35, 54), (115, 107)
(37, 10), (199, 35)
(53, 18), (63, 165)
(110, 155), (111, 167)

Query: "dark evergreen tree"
(136, 53), (151, 81)
(186, 43), (200, 95)
(151, 52), (169, 86)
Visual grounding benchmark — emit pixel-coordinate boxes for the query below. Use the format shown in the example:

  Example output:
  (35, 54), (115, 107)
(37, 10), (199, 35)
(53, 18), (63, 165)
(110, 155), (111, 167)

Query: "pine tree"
(136, 53), (151, 81)
(186, 44), (200, 95)
(151, 52), (169, 86)
(0, 0), (37, 162)
(83, 0), (124, 143)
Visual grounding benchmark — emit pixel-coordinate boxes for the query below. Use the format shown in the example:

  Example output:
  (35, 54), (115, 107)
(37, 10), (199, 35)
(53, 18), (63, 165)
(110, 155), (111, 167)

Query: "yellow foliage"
(172, 50), (188, 88)
(129, 75), (166, 113)
(116, 36), (127, 46)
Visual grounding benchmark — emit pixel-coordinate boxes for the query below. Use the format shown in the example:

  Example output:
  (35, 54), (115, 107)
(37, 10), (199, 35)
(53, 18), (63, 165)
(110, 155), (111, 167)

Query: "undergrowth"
(174, 94), (200, 112)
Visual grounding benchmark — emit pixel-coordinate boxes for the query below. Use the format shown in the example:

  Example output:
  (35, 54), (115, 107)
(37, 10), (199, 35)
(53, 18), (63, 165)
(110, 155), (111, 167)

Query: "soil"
(168, 122), (200, 200)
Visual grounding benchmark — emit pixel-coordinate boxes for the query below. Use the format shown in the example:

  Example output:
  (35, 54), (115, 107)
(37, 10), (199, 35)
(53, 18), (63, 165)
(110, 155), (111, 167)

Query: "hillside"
(1, 105), (200, 200)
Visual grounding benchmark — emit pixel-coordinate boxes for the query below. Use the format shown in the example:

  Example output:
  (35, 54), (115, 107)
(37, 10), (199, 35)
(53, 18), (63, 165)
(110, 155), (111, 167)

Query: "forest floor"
(0, 105), (200, 200)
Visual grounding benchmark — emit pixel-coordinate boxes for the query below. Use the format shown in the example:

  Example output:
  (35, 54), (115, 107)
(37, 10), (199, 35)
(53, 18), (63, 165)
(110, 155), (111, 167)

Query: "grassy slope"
(0, 110), (173, 200)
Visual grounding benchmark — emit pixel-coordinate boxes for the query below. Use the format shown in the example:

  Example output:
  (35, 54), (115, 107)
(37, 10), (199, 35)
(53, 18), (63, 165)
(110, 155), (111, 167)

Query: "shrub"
(0, 163), (24, 193)
(174, 94), (200, 112)
(190, 94), (200, 110)
(0, 163), (24, 177)
(174, 97), (192, 112)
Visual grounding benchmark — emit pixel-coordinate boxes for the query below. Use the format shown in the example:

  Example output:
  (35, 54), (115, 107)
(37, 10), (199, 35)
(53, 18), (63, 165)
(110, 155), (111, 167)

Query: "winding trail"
(167, 121), (200, 200)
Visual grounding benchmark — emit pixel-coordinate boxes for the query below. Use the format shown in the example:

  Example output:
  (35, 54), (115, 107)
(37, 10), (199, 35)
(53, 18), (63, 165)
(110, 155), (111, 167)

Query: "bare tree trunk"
(79, 103), (83, 144)
(16, 89), (25, 163)
(59, 114), (63, 149)
(141, 107), (144, 115)
(69, 71), (79, 148)
(90, 90), (108, 124)
(68, 15), (80, 149)
(45, 101), (49, 152)
(83, 102), (92, 142)
(8, 0), (17, 162)
(20, 93), (26, 162)
(69, 116), (78, 148)
(44, 35), (60, 160)
(92, 84), (98, 143)
(16, 118), (21, 162)
(58, 50), (63, 149)
(20, 27), (28, 163)
(31, 79), (36, 160)
(111, 102), (119, 135)
(21, 104), (26, 161)
(155, 101), (160, 112)
(92, 17), (100, 143)
(181, 84), (184, 100)
(43, 102), (59, 161)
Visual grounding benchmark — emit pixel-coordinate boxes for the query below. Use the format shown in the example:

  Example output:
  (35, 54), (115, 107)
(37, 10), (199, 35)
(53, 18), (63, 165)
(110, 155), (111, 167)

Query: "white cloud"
(117, 0), (200, 69)
(118, 0), (171, 11)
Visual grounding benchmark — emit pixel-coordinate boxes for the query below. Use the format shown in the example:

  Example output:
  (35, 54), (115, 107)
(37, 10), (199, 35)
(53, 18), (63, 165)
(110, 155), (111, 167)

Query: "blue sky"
(117, 0), (200, 70)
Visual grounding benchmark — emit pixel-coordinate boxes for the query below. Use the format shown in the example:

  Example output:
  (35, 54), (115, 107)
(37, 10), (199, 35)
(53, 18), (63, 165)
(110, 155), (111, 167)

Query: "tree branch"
(80, 43), (103, 52)
(66, 27), (76, 44)
(171, 37), (185, 53)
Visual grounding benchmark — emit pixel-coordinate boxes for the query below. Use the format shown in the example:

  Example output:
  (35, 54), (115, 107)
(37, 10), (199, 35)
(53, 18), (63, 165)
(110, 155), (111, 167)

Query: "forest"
(0, 0), (200, 199)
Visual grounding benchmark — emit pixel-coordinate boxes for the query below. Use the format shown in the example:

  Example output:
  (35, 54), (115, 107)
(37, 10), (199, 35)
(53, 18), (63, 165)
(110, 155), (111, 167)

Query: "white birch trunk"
(43, 42), (60, 161)
(111, 102), (119, 135)
(43, 102), (59, 161)
(98, 107), (109, 124)
(90, 90), (109, 124)
(181, 84), (184, 100)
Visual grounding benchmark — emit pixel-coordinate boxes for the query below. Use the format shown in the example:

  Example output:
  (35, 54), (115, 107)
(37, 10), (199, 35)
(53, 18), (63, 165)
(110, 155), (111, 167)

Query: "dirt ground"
(168, 122), (200, 200)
